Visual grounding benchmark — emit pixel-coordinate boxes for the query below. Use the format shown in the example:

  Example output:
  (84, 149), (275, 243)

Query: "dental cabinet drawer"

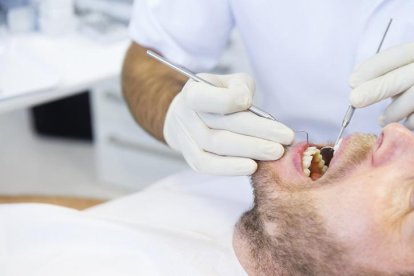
(91, 78), (187, 190)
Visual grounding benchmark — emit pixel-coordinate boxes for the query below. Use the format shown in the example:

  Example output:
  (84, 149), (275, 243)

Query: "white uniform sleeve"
(129, 0), (234, 72)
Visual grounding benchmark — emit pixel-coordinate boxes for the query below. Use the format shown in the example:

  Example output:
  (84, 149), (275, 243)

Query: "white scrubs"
(129, 0), (414, 141)
(0, 172), (252, 276)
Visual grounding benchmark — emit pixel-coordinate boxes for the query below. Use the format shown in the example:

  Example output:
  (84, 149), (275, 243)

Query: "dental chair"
(0, 171), (251, 276)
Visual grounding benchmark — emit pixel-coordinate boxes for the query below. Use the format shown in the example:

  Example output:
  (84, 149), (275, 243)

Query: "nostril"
(376, 132), (384, 150)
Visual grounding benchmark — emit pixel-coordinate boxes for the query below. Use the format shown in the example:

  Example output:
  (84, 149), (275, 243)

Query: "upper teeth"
(302, 146), (328, 177)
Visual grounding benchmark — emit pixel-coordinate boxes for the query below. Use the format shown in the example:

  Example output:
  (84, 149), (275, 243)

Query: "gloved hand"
(164, 73), (295, 176)
(349, 42), (414, 129)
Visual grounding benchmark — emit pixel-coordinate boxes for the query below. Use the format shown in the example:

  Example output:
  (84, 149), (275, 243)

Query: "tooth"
(304, 168), (311, 176)
(322, 166), (328, 173)
(304, 147), (315, 153)
(313, 153), (322, 162)
(318, 159), (325, 168)
(304, 149), (317, 156)
(302, 156), (313, 169)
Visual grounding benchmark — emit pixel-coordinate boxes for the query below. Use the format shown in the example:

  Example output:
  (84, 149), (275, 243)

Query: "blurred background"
(0, 0), (251, 201)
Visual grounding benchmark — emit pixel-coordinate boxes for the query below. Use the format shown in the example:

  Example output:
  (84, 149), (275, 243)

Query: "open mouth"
(301, 141), (342, 181)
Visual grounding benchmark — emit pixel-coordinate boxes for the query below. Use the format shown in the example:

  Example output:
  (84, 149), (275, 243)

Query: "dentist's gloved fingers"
(350, 63), (414, 108)
(194, 128), (285, 160)
(349, 43), (414, 88)
(183, 73), (255, 114)
(165, 105), (257, 175)
(404, 113), (414, 130)
(199, 111), (295, 145)
(164, 74), (266, 176)
(187, 109), (285, 160)
(381, 86), (414, 125)
(198, 73), (255, 92)
(180, 138), (257, 175)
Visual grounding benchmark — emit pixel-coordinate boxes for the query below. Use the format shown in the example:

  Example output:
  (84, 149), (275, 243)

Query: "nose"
(382, 123), (414, 152)
(383, 123), (413, 140)
(373, 123), (414, 166)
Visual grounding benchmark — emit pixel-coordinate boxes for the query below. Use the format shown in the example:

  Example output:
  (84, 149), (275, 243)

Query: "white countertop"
(0, 32), (129, 114)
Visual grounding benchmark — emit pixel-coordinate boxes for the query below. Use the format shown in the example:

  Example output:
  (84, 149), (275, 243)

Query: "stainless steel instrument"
(147, 50), (310, 144)
(320, 18), (394, 165)
(147, 50), (276, 120)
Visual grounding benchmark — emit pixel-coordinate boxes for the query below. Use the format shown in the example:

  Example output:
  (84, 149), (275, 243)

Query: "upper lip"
(329, 135), (353, 168)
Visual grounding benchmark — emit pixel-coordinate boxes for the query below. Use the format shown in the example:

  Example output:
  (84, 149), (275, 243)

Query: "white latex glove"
(164, 73), (295, 176)
(349, 42), (414, 129)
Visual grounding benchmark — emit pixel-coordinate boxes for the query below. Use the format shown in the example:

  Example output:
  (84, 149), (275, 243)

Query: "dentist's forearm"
(121, 42), (187, 142)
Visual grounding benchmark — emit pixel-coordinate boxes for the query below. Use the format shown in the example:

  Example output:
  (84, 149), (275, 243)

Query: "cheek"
(402, 212), (414, 242)
(407, 192), (414, 237)
(318, 168), (399, 239)
(370, 157), (414, 195)
(399, 212), (414, 269)
(315, 176), (378, 242)
(267, 159), (307, 184)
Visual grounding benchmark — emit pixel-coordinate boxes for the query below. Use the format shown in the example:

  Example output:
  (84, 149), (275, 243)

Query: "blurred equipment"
(78, 12), (127, 43)
(75, 0), (132, 24)
(38, 0), (76, 36)
(0, 43), (60, 98)
(31, 92), (93, 141)
(76, 0), (132, 43)
(0, 0), (36, 33)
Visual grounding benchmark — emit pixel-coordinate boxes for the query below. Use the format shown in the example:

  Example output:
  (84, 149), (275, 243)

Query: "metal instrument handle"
(147, 50), (277, 121)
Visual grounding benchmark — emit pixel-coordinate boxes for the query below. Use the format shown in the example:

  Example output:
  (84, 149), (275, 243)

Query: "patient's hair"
(234, 162), (398, 276)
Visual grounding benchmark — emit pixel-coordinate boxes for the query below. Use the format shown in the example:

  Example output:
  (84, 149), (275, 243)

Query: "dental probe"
(147, 50), (276, 121)
(147, 50), (310, 145)
(334, 18), (393, 147)
(334, 105), (355, 147)
(320, 18), (393, 164)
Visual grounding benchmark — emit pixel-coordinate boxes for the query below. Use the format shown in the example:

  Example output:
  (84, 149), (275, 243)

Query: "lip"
(326, 131), (384, 171)
(291, 142), (312, 175)
(328, 135), (353, 169)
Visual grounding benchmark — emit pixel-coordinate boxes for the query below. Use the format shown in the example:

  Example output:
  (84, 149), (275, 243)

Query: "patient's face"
(234, 123), (414, 275)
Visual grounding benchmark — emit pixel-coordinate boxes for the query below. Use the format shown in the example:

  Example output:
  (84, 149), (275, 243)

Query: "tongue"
(310, 159), (323, 180)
